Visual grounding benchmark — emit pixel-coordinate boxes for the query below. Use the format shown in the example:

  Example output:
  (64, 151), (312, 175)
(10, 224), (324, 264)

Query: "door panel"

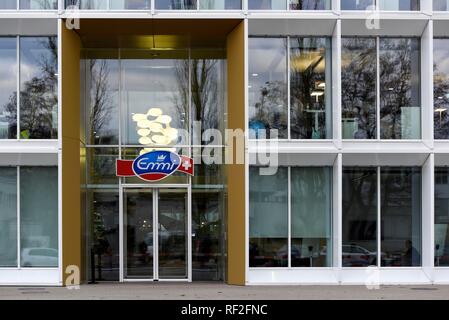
(158, 189), (188, 279)
(124, 189), (154, 279)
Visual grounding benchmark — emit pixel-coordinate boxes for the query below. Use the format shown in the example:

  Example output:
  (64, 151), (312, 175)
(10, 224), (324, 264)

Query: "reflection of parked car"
(341, 244), (376, 267)
(21, 248), (58, 267)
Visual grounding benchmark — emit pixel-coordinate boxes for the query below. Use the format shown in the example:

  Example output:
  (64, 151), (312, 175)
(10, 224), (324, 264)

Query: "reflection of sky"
(0, 39), (16, 113)
(435, 40), (449, 76)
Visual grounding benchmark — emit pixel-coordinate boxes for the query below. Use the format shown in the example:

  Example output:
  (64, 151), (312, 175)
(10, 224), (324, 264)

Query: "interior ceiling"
(72, 19), (242, 49)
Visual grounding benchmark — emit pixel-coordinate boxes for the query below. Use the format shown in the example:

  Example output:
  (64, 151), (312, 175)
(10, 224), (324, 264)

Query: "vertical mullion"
(119, 186), (124, 281)
(377, 166), (381, 267)
(16, 36), (20, 140)
(16, 167), (20, 268)
(376, 37), (380, 140)
(288, 166), (291, 268)
(153, 190), (159, 280)
(118, 48), (122, 159)
(287, 36), (291, 140)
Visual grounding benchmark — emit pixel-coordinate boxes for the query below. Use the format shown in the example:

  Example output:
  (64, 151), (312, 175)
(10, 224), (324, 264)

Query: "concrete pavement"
(0, 283), (449, 300)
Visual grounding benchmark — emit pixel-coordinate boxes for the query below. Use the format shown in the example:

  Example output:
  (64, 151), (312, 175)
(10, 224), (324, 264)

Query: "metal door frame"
(119, 183), (191, 282)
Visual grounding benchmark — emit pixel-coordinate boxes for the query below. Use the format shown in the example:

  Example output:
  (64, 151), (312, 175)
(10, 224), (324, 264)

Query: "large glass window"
(290, 37), (332, 139)
(19, 0), (58, 9)
(155, 0), (197, 9)
(0, 0), (17, 9)
(20, 167), (58, 267)
(66, 0), (108, 9)
(341, 0), (374, 10)
(342, 168), (378, 267)
(289, 0), (330, 9)
(380, 167), (421, 267)
(341, 38), (377, 139)
(249, 167), (288, 267)
(248, 38), (288, 139)
(20, 37), (58, 139)
(342, 167), (422, 267)
(434, 39), (449, 139)
(0, 38), (17, 139)
(199, 0), (241, 9)
(435, 167), (449, 266)
(248, 0), (286, 9)
(0, 168), (17, 267)
(378, 0), (419, 10)
(434, 0), (449, 10)
(291, 167), (332, 267)
(379, 38), (420, 139)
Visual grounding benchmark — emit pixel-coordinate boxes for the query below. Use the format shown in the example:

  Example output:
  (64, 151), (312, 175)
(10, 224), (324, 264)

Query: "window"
(248, 0), (286, 10)
(434, 0), (449, 10)
(20, 37), (58, 139)
(341, 37), (421, 140)
(290, 37), (332, 139)
(434, 39), (449, 139)
(341, 0), (374, 10)
(248, 38), (288, 139)
(0, 167), (58, 268)
(249, 167), (288, 267)
(0, 38), (17, 139)
(341, 38), (377, 139)
(378, 0), (419, 10)
(199, 0), (241, 9)
(435, 168), (449, 266)
(66, 0), (108, 9)
(249, 166), (333, 268)
(155, 0), (197, 9)
(289, 0), (331, 9)
(0, 168), (17, 267)
(342, 167), (422, 267)
(19, 0), (58, 9)
(0, 0), (17, 9)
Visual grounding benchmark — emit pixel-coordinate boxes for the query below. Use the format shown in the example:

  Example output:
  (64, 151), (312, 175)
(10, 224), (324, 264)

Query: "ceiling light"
(252, 73), (259, 77)
(318, 82), (326, 88)
(435, 108), (447, 113)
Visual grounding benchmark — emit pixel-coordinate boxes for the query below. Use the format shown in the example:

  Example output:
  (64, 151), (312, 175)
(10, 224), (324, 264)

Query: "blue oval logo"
(132, 151), (181, 181)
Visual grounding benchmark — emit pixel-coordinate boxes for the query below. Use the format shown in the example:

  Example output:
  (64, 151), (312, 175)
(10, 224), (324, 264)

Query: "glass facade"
(434, 39), (449, 139)
(435, 168), (449, 266)
(249, 166), (332, 268)
(0, 38), (17, 139)
(0, 167), (58, 268)
(342, 167), (421, 267)
(341, 0), (374, 10)
(20, 0), (58, 9)
(434, 0), (449, 10)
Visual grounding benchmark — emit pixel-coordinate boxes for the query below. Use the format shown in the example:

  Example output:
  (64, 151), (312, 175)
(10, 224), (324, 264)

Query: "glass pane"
(190, 52), (226, 145)
(66, 0), (108, 9)
(124, 189), (153, 279)
(0, 167), (17, 267)
(20, 0), (58, 9)
(155, 0), (197, 9)
(0, 0), (16, 9)
(249, 166), (288, 267)
(341, 0), (374, 10)
(121, 51), (189, 146)
(84, 58), (119, 145)
(110, 0), (151, 9)
(20, 167), (58, 268)
(380, 167), (421, 267)
(199, 0), (241, 9)
(0, 38), (17, 139)
(434, 0), (449, 10)
(291, 167), (332, 267)
(290, 37), (332, 139)
(192, 191), (224, 280)
(378, 0), (419, 10)
(434, 39), (449, 139)
(87, 189), (119, 281)
(248, 0), (286, 9)
(435, 168), (449, 266)
(341, 37), (377, 139)
(87, 148), (119, 185)
(158, 189), (188, 279)
(248, 38), (288, 139)
(342, 167), (377, 267)
(379, 38), (420, 140)
(20, 37), (58, 139)
(289, 0), (331, 10)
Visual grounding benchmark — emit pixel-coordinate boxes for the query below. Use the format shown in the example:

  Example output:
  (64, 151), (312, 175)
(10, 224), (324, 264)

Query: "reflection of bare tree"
(4, 37), (57, 139)
(434, 61), (449, 139)
(22, 0), (57, 9)
(341, 38), (376, 139)
(88, 60), (114, 144)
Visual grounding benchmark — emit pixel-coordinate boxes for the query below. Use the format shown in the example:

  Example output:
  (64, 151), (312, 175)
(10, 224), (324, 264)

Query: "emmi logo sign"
(116, 150), (194, 182)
